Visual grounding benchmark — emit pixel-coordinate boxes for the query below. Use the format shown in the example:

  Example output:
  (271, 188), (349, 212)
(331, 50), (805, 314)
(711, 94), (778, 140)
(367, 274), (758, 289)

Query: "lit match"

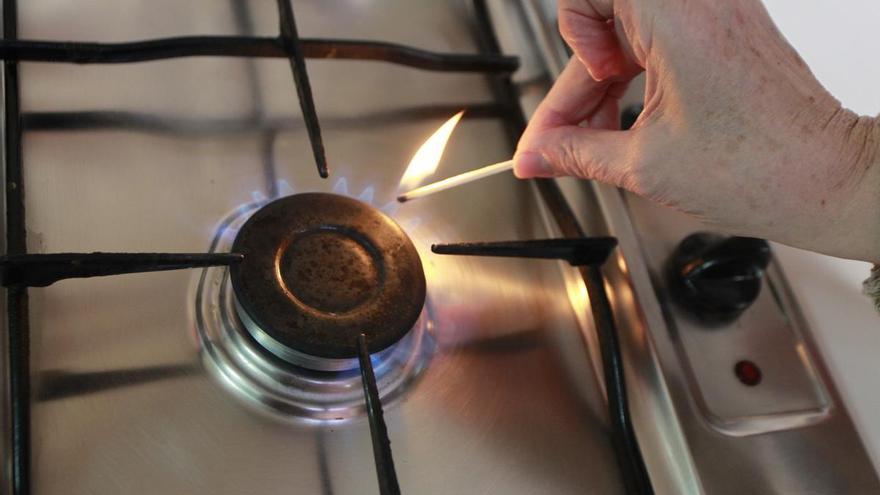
(396, 159), (513, 203)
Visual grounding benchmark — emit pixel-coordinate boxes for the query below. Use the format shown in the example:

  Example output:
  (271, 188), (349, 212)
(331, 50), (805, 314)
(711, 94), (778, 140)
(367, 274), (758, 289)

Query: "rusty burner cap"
(230, 193), (426, 361)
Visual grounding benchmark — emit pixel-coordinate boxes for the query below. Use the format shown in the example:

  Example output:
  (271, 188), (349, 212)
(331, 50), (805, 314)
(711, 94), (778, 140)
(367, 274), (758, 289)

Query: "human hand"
(514, 0), (880, 263)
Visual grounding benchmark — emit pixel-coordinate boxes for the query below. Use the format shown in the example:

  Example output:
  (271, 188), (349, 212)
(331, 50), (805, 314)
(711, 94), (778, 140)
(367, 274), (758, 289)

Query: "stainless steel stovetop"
(2, 1), (877, 494)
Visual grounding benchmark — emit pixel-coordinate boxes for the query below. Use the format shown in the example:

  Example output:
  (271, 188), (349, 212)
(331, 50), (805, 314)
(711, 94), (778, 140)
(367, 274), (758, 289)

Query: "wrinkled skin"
(514, 0), (880, 263)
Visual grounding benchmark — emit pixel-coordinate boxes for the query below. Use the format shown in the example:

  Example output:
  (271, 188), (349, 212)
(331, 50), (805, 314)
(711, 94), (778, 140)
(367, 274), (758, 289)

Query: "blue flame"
(251, 190), (268, 204)
(357, 186), (375, 203)
(277, 179), (295, 197)
(402, 218), (423, 232)
(332, 177), (349, 195)
(379, 200), (399, 216)
(231, 175), (429, 244)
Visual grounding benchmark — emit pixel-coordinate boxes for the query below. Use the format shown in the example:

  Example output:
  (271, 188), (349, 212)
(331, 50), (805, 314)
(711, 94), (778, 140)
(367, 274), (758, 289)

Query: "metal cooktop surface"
(3, 1), (879, 494)
(8, 1), (624, 493)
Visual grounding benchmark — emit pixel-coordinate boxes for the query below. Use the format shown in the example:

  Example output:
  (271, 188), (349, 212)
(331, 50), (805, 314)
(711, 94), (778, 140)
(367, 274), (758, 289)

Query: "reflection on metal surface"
(36, 364), (199, 402)
(0, 252), (242, 288)
(194, 198), (435, 420)
(397, 110), (464, 192)
(431, 238), (616, 266)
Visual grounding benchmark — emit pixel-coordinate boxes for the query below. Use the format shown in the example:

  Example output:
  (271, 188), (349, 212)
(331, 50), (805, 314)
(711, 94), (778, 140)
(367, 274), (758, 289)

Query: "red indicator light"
(734, 360), (762, 386)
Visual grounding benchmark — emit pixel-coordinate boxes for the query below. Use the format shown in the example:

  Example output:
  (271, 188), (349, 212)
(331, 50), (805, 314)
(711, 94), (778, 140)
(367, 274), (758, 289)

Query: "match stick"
(397, 159), (513, 203)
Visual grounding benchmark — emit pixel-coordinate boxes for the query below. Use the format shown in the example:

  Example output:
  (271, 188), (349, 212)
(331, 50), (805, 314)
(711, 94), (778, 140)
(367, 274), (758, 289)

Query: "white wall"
(761, 0), (880, 473)
(764, 0), (880, 116)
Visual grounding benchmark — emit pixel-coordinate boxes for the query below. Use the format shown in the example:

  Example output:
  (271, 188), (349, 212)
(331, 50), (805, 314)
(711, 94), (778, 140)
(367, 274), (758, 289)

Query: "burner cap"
(230, 193), (426, 361)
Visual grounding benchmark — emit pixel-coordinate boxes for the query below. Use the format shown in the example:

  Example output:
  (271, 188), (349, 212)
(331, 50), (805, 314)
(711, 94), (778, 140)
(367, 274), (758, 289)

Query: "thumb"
(514, 125), (632, 187)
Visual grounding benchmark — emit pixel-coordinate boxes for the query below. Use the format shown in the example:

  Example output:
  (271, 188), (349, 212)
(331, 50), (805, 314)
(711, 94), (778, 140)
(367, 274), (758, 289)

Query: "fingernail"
(514, 151), (553, 178)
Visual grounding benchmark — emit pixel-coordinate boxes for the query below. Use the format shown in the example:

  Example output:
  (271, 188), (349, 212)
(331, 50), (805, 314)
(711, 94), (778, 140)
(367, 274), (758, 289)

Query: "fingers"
(517, 124), (631, 189)
(521, 57), (613, 135)
(558, 0), (641, 81)
(515, 103), (632, 188)
(586, 82), (627, 130)
(515, 59), (632, 183)
(514, 58), (606, 177)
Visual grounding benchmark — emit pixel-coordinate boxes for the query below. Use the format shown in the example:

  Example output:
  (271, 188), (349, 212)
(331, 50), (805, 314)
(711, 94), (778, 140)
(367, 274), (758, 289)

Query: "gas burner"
(230, 192), (427, 370)
(193, 192), (434, 420)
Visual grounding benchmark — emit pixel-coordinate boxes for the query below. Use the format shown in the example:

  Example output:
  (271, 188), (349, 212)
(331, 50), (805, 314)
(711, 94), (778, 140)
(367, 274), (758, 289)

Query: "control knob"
(668, 233), (771, 323)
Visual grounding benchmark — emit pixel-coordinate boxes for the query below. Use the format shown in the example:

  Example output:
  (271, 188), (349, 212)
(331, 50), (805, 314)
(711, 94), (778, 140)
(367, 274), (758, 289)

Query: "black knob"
(667, 233), (771, 323)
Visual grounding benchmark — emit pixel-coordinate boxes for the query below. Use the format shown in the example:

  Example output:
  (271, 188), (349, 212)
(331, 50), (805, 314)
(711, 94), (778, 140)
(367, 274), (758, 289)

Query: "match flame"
(398, 111), (464, 192)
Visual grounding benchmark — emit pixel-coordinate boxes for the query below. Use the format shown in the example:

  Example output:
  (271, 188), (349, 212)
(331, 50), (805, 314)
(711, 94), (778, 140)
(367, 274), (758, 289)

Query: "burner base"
(192, 199), (434, 420)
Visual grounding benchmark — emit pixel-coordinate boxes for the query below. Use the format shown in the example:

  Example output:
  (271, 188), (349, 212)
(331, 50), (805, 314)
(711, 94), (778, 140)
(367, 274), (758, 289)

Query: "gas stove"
(1, 1), (877, 494)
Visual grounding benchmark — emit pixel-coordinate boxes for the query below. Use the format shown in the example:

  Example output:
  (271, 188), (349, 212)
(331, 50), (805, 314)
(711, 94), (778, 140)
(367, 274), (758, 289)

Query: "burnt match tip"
(396, 194), (408, 203)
